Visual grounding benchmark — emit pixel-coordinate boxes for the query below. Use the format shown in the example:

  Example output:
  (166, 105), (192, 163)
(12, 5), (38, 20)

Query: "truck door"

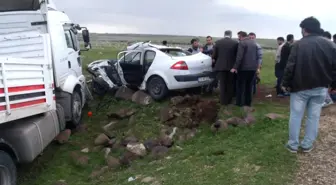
(63, 27), (82, 77)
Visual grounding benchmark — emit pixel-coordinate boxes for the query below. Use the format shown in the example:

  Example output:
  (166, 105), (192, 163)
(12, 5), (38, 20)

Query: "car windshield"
(160, 49), (191, 57)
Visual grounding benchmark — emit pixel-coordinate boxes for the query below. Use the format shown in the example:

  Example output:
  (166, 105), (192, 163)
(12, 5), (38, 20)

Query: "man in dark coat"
(282, 16), (336, 153)
(212, 30), (238, 105)
(230, 31), (259, 107)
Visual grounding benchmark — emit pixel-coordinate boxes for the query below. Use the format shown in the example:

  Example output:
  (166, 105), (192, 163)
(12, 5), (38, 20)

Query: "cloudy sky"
(54, 0), (335, 39)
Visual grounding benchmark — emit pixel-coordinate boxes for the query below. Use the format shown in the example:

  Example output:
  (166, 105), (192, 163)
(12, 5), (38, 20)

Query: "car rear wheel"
(147, 76), (168, 100)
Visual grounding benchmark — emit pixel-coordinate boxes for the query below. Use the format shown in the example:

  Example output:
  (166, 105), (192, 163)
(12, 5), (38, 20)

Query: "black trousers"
(275, 70), (284, 95)
(218, 71), (235, 105)
(236, 70), (256, 107)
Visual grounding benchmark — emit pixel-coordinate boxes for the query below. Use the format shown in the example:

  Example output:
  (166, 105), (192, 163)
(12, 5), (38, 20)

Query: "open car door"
(117, 51), (144, 87)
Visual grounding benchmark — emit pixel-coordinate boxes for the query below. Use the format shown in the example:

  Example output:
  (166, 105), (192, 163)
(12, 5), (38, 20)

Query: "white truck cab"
(0, 0), (92, 184)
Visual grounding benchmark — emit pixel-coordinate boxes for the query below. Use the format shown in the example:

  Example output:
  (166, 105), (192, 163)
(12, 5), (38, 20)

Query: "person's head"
(322, 31), (332, 40)
(248, 32), (256, 40)
(206, 36), (213, 45)
(224, 30), (232, 38)
(162, 40), (167, 46)
(333, 34), (336, 42)
(237, 31), (243, 40)
(299, 16), (321, 36)
(276, 37), (285, 45)
(190, 38), (199, 48)
(319, 28), (325, 36)
(239, 31), (248, 39)
(286, 34), (294, 43)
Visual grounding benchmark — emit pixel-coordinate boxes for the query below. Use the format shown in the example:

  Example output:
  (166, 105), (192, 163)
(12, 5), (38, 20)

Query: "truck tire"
(0, 150), (16, 185)
(56, 103), (66, 131)
(68, 90), (82, 128)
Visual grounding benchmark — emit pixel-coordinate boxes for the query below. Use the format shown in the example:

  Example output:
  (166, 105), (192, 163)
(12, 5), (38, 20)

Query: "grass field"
(18, 46), (297, 185)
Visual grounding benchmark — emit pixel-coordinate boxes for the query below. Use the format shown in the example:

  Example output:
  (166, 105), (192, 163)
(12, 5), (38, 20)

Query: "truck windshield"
(160, 49), (191, 57)
(0, 0), (40, 12)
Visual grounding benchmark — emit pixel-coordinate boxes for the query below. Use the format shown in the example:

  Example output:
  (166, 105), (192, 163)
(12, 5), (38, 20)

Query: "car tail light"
(170, 61), (188, 70)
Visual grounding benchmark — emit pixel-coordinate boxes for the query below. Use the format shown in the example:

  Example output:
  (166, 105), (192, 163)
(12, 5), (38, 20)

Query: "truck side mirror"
(81, 28), (91, 51)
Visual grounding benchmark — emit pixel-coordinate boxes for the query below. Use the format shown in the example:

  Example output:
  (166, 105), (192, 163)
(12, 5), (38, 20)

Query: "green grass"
(18, 48), (296, 185)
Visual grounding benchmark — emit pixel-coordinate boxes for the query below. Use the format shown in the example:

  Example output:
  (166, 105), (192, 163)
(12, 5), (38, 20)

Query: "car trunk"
(171, 53), (212, 74)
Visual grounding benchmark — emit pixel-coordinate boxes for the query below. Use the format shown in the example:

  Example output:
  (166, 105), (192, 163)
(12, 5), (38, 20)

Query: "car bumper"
(168, 71), (215, 90)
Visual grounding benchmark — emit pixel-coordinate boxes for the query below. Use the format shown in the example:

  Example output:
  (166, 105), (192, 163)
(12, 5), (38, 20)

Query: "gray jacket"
(233, 38), (259, 71)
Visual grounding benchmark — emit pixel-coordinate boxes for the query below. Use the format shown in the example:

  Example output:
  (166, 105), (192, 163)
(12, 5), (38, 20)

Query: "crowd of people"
(164, 16), (336, 154)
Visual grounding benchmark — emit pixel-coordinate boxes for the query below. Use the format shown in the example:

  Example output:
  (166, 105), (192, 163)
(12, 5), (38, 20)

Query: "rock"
(128, 115), (136, 125)
(211, 119), (228, 132)
(159, 107), (174, 122)
(102, 121), (117, 138)
(92, 145), (104, 152)
(132, 90), (153, 105)
(141, 177), (155, 183)
(114, 86), (134, 100)
(150, 146), (169, 159)
(144, 139), (160, 151)
(94, 133), (110, 146)
(195, 100), (219, 123)
(107, 108), (136, 119)
(81, 148), (89, 153)
(119, 150), (139, 166)
(55, 129), (71, 144)
(265, 113), (286, 120)
(170, 96), (185, 105)
(226, 117), (247, 126)
(105, 156), (121, 169)
(89, 166), (109, 179)
(53, 180), (67, 185)
(244, 113), (256, 125)
(70, 152), (89, 166)
(126, 142), (147, 156)
(120, 136), (138, 146)
(107, 138), (117, 147)
(158, 135), (174, 148)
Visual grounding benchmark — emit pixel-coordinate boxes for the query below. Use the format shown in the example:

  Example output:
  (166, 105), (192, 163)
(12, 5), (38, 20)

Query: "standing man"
(187, 38), (203, 54)
(212, 30), (238, 105)
(333, 34), (336, 44)
(277, 34), (294, 97)
(321, 30), (334, 107)
(162, 40), (168, 46)
(275, 37), (285, 88)
(230, 31), (259, 107)
(248, 32), (263, 95)
(237, 31), (243, 41)
(203, 36), (215, 56)
(282, 16), (336, 153)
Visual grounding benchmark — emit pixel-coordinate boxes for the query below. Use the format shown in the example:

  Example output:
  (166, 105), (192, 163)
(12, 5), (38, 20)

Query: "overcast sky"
(54, 0), (335, 39)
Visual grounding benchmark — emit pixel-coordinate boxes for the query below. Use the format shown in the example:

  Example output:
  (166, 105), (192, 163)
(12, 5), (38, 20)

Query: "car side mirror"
(81, 28), (91, 51)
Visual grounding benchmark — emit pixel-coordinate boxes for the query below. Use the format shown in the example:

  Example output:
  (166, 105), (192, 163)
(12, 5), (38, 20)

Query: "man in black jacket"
(212, 30), (238, 105)
(231, 31), (259, 107)
(276, 34), (294, 97)
(282, 16), (336, 153)
(333, 34), (336, 44)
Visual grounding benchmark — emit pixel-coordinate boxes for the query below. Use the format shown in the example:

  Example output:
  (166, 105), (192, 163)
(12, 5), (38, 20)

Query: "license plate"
(198, 77), (210, 82)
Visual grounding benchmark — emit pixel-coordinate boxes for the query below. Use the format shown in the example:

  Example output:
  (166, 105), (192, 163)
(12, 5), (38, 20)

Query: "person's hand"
(230, 68), (237, 73)
(281, 86), (291, 93)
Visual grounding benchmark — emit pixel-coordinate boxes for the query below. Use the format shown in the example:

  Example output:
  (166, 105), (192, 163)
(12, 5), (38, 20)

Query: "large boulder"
(114, 86), (134, 100)
(132, 90), (153, 105)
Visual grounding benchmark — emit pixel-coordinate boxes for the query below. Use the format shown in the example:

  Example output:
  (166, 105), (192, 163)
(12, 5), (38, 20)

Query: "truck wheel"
(0, 151), (16, 185)
(147, 76), (168, 100)
(56, 104), (66, 131)
(69, 90), (82, 128)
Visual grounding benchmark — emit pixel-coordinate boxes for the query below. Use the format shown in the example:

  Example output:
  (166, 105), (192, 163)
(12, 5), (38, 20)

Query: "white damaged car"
(87, 42), (215, 100)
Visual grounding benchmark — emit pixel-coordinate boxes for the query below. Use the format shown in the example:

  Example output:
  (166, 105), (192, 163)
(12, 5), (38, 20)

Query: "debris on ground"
(54, 129), (71, 144)
(265, 113), (286, 120)
(127, 177), (136, 182)
(81, 148), (89, 153)
(102, 121), (117, 138)
(126, 142), (147, 157)
(104, 148), (121, 169)
(107, 108), (136, 119)
(115, 86), (134, 101)
(94, 133), (110, 146)
(132, 90), (153, 105)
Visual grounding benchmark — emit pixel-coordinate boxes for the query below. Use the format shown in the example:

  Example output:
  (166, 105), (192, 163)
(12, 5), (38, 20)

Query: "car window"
(120, 51), (141, 65)
(144, 50), (156, 64)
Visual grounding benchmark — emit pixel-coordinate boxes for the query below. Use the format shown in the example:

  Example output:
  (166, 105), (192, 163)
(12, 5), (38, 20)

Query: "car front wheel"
(147, 76), (168, 100)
